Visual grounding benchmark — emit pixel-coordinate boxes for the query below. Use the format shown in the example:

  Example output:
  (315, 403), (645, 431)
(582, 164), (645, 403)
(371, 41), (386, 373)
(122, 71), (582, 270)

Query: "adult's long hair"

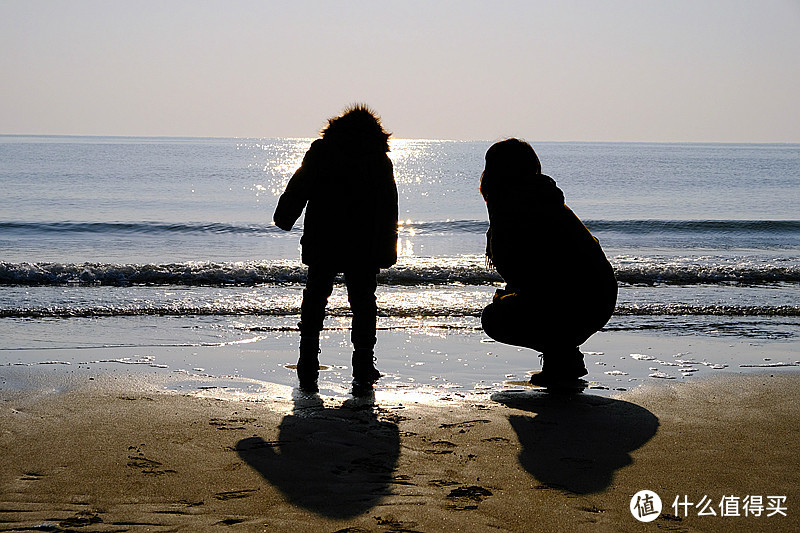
(479, 138), (542, 202)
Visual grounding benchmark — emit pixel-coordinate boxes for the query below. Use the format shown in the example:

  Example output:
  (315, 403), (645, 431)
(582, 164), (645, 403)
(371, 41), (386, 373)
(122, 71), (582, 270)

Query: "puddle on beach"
(3, 329), (799, 403)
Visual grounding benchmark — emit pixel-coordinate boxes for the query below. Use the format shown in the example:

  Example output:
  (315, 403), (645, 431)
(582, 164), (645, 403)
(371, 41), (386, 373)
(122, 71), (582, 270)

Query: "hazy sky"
(2, 0), (799, 142)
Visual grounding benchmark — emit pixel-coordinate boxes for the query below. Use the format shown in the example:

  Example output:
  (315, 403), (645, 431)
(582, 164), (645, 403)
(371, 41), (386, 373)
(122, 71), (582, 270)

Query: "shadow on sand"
(491, 389), (659, 494)
(235, 390), (400, 519)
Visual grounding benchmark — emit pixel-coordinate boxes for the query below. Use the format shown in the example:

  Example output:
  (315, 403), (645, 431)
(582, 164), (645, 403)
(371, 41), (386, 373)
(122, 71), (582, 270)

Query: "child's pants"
(299, 265), (379, 351)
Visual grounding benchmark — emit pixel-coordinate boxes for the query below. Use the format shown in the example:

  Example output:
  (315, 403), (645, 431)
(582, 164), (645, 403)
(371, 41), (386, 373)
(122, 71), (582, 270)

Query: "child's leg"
(343, 267), (381, 386)
(299, 266), (337, 346)
(297, 266), (336, 391)
(343, 267), (379, 352)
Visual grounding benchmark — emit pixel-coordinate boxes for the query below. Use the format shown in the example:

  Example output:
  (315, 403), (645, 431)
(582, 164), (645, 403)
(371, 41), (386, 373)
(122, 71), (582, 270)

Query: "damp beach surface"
(3, 326), (800, 399)
(2, 328), (799, 533)
(0, 364), (798, 532)
(0, 317), (800, 400)
(1, 291), (798, 532)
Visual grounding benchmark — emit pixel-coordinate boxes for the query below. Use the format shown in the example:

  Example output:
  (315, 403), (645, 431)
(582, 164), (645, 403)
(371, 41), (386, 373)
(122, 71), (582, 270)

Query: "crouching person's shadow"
(491, 390), (659, 494)
(236, 391), (400, 519)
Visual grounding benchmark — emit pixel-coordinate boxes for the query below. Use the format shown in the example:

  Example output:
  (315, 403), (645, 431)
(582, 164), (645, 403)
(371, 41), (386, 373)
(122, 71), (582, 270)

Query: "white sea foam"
(740, 362), (798, 368)
(649, 371), (676, 380)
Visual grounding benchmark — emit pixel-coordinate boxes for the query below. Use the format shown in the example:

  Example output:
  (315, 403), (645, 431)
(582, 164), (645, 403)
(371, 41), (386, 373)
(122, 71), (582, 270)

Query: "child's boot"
(297, 336), (320, 393)
(352, 349), (381, 392)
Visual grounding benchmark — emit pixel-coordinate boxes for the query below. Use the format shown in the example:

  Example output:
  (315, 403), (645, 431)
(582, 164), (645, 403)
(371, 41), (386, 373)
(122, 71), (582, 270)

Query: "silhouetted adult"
(479, 139), (617, 386)
(273, 105), (398, 393)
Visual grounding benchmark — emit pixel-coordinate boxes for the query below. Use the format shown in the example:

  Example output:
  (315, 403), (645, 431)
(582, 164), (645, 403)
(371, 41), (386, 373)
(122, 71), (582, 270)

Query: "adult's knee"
(481, 304), (504, 341)
(481, 301), (552, 352)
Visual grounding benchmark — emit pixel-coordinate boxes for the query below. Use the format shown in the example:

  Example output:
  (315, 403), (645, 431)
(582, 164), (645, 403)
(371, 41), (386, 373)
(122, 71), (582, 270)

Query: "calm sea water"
(1, 135), (798, 395)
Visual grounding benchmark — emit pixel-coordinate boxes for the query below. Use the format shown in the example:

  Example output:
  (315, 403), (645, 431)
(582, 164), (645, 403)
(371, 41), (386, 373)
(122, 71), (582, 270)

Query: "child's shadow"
(491, 390), (659, 494)
(236, 391), (400, 519)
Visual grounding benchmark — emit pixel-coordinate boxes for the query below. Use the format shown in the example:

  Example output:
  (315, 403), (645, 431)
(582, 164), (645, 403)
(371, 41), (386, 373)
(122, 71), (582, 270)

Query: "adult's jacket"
(485, 173), (617, 326)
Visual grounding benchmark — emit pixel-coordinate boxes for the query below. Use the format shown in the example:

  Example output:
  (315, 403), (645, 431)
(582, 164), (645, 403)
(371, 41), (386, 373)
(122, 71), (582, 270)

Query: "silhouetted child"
(479, 139), (617, 386)
(273, 105), (398, 393)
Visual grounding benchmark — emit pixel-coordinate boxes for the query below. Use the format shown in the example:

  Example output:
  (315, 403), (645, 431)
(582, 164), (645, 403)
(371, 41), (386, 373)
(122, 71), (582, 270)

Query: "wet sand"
(0, 370), (798, 532)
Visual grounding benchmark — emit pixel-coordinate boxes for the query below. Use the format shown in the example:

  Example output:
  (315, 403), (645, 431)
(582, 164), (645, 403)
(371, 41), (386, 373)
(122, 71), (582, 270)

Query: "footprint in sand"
(424, 440), (457, 454)
(439, 419), (491, 429)
(214, 489), (259, 501)
(60, 511), (103, 528)
(428, 479), (461, 488)
(208, 417), (257, 430)
(126, 446), (177, 476)
(481, 436), (511, 443)
(373, 515), (420, 530)
(445, 485), (494, 511)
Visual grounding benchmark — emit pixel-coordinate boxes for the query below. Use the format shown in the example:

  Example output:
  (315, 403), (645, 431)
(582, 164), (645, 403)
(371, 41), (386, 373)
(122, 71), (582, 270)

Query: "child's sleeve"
(272, 141), (320, 231)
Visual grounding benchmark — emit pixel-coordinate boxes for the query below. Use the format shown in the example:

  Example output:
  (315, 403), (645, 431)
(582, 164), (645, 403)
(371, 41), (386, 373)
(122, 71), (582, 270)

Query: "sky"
(1, 0), (799, 142)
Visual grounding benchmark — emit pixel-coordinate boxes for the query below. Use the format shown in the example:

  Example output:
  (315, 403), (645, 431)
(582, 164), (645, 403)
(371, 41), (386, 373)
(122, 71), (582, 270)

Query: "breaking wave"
(2, 259), (799, 287)
(4, 218), (800, 239)
(0, 220), (286, 236)
(2, 303), (798, 319)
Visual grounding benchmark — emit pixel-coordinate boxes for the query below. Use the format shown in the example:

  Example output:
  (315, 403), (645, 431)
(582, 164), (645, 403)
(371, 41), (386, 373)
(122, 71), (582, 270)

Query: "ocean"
(1, 135), (799, 396)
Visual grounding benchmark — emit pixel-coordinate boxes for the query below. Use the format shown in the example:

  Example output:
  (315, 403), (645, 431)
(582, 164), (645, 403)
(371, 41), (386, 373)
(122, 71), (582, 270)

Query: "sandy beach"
(1, 364), (798, 532)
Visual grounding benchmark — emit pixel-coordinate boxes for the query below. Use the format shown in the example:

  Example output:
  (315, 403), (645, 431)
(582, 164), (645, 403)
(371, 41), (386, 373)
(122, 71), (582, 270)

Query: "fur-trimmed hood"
(320, 104), (391, 153)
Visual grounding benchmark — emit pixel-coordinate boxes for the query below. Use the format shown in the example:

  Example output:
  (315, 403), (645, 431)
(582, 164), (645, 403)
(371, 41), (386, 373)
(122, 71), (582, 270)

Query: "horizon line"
(1, 133), (799, 145)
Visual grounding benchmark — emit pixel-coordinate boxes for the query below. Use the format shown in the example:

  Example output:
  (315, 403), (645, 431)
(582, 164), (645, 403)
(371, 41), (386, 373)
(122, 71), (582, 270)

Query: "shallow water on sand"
(3, 321), (799, 400)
